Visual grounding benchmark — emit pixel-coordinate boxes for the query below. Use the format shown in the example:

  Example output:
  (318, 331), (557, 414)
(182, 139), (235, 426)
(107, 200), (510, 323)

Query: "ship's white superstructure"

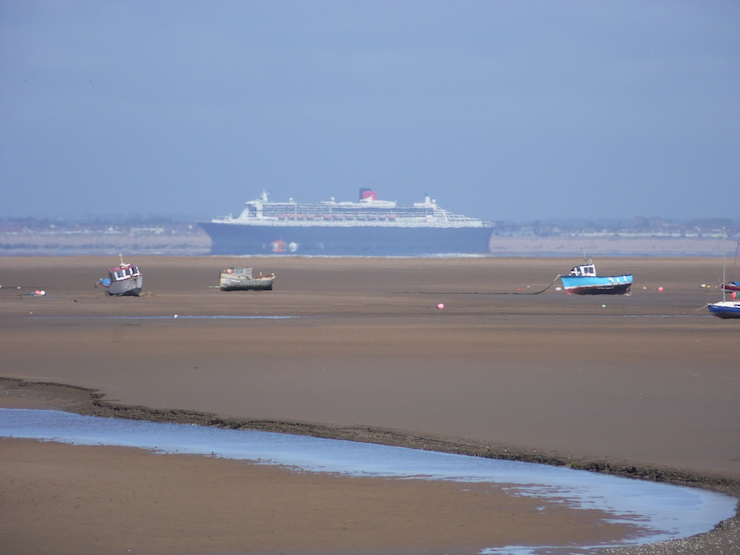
(211, 190), (489, 229)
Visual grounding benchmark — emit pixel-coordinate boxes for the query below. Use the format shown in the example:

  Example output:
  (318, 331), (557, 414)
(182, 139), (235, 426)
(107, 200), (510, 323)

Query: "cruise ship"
(199, 189), (493, 256)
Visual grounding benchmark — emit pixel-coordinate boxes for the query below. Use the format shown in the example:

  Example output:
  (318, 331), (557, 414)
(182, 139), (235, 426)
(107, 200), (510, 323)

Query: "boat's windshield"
(112, 266), (140, 281)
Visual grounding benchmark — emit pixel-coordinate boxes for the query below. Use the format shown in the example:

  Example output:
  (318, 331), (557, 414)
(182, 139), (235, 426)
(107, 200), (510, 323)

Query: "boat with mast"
(719, 241), (740, 292)
(708, 235), (740, 319)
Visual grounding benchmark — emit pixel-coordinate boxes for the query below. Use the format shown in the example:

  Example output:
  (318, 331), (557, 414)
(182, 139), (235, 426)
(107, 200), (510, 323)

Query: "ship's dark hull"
(200, 223), (492, 256)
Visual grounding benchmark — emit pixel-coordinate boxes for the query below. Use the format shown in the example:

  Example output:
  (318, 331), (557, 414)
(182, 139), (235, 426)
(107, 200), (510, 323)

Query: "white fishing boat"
(219, 267), (275, 291)
(96, 254), (143, 296)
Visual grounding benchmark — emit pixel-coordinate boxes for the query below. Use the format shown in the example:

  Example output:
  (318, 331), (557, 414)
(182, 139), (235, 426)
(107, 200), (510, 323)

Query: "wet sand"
(1, 255), (738, 554)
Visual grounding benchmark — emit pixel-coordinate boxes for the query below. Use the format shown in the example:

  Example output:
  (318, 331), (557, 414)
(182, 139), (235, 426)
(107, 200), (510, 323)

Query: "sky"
(1, 1), (739, 223)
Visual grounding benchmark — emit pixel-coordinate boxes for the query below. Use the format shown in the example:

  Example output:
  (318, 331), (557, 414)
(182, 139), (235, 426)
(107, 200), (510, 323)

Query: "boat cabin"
(224, 267), (253, 278)
(569, 263), (597, 277)
(110, 264), (141, 282)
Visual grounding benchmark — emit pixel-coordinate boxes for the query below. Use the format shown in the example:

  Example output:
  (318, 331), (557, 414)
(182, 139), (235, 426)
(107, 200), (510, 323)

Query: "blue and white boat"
(560, 259), (632, 295)
(707, 300), (740, 319)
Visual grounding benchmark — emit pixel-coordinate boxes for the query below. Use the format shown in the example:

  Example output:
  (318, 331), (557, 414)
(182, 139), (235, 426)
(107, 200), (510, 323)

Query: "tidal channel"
(1, 408), (736, 555)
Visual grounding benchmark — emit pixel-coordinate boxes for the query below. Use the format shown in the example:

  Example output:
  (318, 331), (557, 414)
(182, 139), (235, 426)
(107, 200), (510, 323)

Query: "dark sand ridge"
(1, 255), (738, 554)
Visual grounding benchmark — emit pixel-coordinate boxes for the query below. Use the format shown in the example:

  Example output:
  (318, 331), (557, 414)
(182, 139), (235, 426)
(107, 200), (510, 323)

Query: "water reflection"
(1, 409), (735, 554)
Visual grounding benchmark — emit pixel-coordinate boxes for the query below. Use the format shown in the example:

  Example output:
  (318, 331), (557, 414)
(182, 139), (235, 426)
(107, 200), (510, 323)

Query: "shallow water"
(1, 408), (736, 555)
(30, 315), (305, 320)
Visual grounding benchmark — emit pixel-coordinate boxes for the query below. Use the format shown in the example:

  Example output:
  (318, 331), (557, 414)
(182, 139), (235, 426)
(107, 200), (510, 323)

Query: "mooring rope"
(512, 274), (564, 295)
(398, 273), (565, 296)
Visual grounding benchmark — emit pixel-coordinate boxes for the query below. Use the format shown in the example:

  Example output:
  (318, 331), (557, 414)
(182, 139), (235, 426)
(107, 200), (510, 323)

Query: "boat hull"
(219, 267), (275, 291)
(707, 301), (740, 319)
(200, 222), (493, 256)
(560, 274), (633, 295)
(219, 277), (274, 291)
(100, 276), (143, 296)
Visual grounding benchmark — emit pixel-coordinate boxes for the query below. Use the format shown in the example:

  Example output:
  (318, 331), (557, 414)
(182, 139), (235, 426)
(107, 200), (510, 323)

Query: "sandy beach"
(1, 255), (738, 554)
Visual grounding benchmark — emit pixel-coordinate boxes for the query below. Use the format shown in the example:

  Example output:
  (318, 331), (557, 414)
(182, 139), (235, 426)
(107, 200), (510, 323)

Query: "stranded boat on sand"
(719, 242), (740, 293)
(219, 267), (275, 291)
(708, 237), (740, 319)
(96, 255), (143, 296)
(560, 258), (632, 295)
(707, 299), (740, 319)
(720, 280), (740, 292)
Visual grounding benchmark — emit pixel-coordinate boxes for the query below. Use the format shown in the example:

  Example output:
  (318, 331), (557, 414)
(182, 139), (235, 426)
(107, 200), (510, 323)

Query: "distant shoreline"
(487, 234), (731, 257)
(0, 229), (731, 257)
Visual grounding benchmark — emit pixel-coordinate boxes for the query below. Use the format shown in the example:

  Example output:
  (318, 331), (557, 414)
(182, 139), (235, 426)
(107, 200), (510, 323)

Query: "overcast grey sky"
(1, 1), (739, 222)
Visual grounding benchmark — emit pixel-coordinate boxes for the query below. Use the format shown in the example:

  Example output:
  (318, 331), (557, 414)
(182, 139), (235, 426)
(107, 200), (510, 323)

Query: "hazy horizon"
(2, 1), (739, 222)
